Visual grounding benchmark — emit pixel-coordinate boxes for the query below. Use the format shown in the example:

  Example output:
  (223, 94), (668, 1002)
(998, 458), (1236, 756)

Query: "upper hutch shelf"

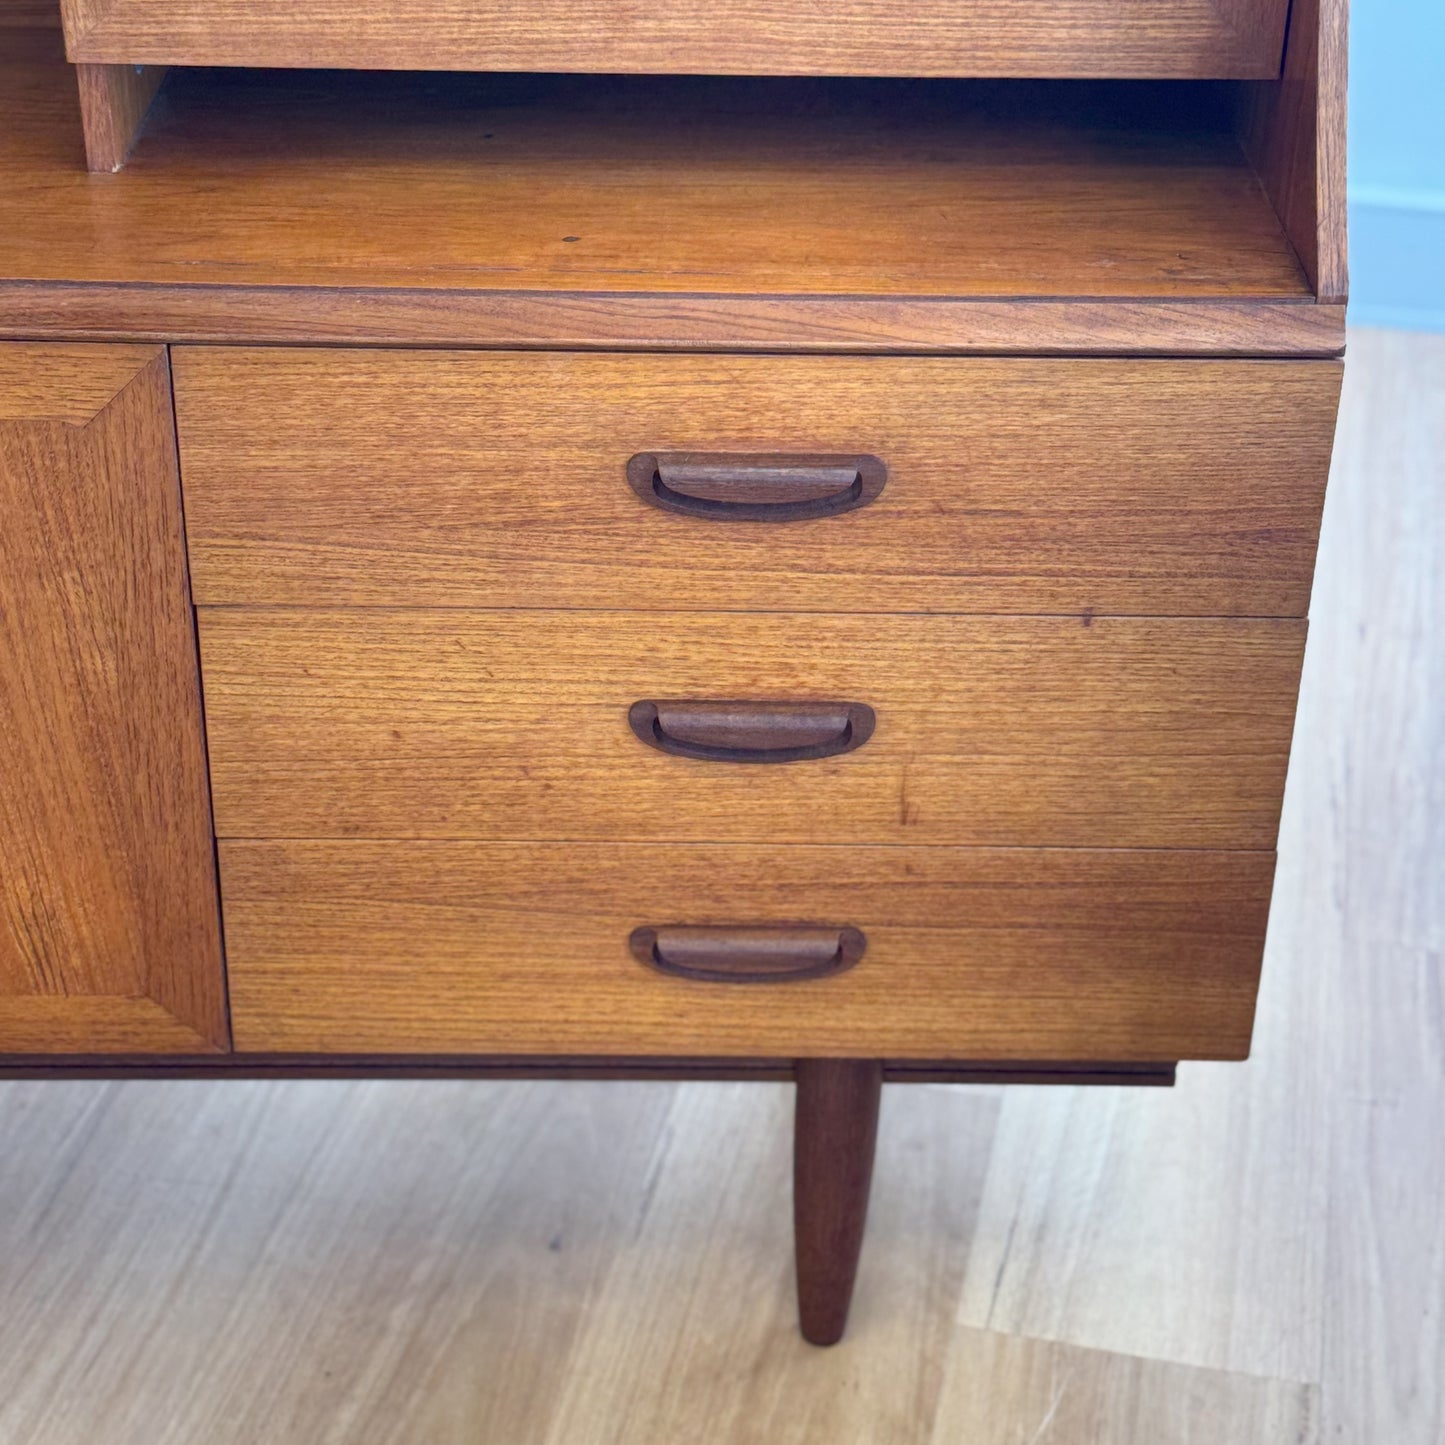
(0, 36), (1341, 355)
(1, 0), (1345, 355)
(59, 0), (1290, 79)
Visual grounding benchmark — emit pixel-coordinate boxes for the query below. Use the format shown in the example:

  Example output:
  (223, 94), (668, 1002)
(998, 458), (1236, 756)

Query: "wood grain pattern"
(0, 330), (1432, 1445)
(199, 610), (1305, 850)
(931, 1330), (1318, 1442)
(0, 343), (226, 1053)
(794, 1059), (882, 1345)
(0, 1076), (1321, 1444)
(952, 334), (1442, 1437)
(58, 0), (1289, 79)
(51, 0), (100, 41)
(0, 43), (1332, 352)
(1239, 0), (1348, 303)
(1309, 330), (1442, 1443)
(0, 0), (58, 25)
(0, 340), (149, 420)
(0, 59), (1311, 298)
(175, 350), (1340, 617)
(73, 60), (165, 171)
(0, 997), (222, 1053)
(218, 841), (1272, 1059)
(1, 285), (1347, 357)
(538, 1082), (1005, 1444)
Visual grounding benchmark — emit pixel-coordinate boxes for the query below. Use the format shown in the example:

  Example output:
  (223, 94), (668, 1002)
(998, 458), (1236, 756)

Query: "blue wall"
(1349, 1), (1445, 329)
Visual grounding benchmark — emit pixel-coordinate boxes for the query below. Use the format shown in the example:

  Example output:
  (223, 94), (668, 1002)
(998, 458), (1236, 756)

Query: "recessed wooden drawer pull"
(626, 452), (886, 521)
(630, 925), (867, 984)
(629, 699), (875, 763)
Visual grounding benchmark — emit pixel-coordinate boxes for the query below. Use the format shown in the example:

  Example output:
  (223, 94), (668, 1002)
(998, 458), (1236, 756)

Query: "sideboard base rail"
(0, 1055), (1177, 1085)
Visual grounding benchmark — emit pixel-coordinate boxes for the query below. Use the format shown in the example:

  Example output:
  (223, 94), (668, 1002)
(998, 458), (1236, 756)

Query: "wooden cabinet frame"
(0, 0), (1346, 1346)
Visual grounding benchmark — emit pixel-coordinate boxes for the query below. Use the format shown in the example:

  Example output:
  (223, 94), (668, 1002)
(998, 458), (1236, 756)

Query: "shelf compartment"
(0, 42), (1334, 351)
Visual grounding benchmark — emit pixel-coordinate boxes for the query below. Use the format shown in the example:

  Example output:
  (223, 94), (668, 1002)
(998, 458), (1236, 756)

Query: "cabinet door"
(1, 344), (227, 1053)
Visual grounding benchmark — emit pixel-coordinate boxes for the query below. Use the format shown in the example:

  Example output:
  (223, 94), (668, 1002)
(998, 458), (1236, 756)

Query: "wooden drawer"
(199, 610), (1304, 849)
(219, 841), (1271, 1059)
(174, 352), (1339, 618)
(63, 0), (1291, 81)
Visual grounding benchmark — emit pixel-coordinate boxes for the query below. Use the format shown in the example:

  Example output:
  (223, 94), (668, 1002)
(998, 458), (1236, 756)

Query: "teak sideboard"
(0, 0), (1344, 1344)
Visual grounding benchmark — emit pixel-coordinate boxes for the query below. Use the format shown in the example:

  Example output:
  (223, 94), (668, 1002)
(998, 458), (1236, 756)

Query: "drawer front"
(220, 841), (1271, 1059)
(200, 610), (1304, 849)
(174, 352), (1339, 618)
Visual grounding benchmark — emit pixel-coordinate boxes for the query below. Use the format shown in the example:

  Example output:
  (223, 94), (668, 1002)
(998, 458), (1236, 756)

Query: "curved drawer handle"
(627, 452), (887, 522)
(631, 924), (867, 984)
(629, 699), (875, 763)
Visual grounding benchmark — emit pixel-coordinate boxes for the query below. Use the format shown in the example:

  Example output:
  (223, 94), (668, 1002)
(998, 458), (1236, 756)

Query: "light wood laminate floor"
(1, 327), (1440, 1444)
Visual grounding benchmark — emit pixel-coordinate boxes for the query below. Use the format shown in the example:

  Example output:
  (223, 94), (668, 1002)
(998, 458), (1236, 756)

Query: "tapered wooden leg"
(793, 1058), (883, 1346)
